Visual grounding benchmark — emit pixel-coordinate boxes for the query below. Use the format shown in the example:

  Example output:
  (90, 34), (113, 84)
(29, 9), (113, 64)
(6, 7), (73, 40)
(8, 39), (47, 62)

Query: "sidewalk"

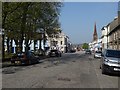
(2, 55), (48, 68)
(2, 61), (12, 68)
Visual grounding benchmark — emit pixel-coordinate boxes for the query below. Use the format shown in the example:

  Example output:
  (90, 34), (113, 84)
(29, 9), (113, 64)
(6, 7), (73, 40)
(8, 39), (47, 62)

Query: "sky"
(59, 2), (118, 44)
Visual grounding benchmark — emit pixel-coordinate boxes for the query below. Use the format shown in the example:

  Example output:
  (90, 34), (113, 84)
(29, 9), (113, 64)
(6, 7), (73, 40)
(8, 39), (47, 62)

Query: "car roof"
(104, 49), (120, 51)
(51, 49), (57, 51)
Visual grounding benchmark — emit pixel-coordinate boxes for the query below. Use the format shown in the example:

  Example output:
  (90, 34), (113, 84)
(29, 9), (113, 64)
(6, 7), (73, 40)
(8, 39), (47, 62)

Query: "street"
(2, 51), (119, 88)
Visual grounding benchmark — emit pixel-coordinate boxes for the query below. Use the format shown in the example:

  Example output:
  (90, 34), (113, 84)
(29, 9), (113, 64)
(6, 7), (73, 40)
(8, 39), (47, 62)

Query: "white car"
(94, 51), (102, 58)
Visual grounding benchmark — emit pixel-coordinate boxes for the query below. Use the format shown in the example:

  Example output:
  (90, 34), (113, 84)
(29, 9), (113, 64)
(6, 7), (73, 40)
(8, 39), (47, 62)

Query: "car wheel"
(36, 59), (39, 63)
(28, 60), (32, 65)
(11, 61), (15, 64)
(59, 54), (61, 57)
(100, 65), (101, 69)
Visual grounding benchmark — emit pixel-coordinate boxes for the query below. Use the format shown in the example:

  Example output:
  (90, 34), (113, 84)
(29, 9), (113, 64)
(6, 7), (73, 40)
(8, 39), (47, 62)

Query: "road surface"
(2, 51), (119, 89)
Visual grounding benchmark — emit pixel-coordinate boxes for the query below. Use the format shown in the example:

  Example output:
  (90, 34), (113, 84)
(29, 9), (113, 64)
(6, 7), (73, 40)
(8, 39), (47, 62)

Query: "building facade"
(49, 32), (70, 53)
(101, 17), (120, 50)
(89, 23), (102, 52)
(101, 24), (110, 49)
(101, 2), (120, 50)
(108, 18), (120, 50)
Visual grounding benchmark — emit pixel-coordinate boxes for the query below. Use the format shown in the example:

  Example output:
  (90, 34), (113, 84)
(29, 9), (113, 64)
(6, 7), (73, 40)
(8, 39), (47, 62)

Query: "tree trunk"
(10, 38), (13, 53)
(2, 12), (7, 60)
(2, 34), (5, 60)
(20, 4), (30, 53)
(14, 39), (19, 53)
(34, 40), (35, 51)
(25, 39), (29, 53)
(6, 37), (10, 53)
(39, 39), (42, 50)
(19, 39), (23, 53)
(43, 31), (46, 55)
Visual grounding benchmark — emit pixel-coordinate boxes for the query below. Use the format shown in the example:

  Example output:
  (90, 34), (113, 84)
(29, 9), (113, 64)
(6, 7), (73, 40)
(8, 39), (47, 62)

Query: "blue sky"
(59, 2), (118, 44)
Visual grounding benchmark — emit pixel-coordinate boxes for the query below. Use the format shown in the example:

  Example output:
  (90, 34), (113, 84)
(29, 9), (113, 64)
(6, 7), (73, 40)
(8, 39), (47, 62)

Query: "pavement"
(1, 55), (48, 68)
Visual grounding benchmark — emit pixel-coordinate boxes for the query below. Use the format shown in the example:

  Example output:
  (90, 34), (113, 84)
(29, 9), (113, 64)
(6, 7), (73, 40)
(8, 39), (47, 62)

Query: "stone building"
(101, 2), (120, 50)
(108, 17), (120, 50)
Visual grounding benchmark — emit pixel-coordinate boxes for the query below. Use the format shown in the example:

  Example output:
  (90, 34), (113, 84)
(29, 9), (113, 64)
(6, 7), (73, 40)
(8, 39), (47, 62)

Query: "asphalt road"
(2, 51), (120, 89)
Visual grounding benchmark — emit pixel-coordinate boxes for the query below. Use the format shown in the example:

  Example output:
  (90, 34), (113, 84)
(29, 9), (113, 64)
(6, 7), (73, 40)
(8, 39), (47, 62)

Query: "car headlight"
(105, 58), (109, 62)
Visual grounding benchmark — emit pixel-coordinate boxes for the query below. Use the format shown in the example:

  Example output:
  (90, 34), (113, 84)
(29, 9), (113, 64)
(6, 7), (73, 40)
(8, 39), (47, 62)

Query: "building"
(93, 22), (98, 41)
(89, 39), (102, 52)
(89, 22), (102, 52)
(101, 2), (120, 50)
(49, 32), (70, 53)
(101, 17), (120, 50)
(108, 2), (120, 50)
(108, 17), (120, 50)
(101, 24), (110, 49)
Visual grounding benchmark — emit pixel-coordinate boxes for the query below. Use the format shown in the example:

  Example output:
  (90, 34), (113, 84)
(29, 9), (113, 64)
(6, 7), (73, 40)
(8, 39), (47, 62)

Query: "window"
(106, 50), (120, 58)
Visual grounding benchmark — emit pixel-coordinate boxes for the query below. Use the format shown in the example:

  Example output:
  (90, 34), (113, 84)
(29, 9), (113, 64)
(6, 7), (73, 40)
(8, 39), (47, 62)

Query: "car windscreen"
(95, 51), (102, 53)
(106, 50), (120, 58)
(86, 50), (90, 52)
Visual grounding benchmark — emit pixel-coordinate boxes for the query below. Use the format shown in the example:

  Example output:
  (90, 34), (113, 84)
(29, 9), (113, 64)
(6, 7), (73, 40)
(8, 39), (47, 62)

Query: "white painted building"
(101, 26), (108, 49)
(5, 32), (50, 53)
(89, 38), (102, 52)
(49, 32), (70, 53)
(3, 29), (70, 54)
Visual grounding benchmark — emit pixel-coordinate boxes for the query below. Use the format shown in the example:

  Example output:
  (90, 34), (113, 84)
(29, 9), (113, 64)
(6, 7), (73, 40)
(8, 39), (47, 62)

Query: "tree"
(82, 43), (89, 49)
(2, 2), (63, 55)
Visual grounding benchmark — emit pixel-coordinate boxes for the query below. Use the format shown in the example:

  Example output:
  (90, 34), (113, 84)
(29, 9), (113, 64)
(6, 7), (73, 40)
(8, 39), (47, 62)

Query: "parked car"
(70, 49), (76, 53)
(100, 49), (120, 74)
(85, 49), (91, 54)
(11, 51), (40, 65)
(49, 49), (62, 57)
(94, 51), (102, 58)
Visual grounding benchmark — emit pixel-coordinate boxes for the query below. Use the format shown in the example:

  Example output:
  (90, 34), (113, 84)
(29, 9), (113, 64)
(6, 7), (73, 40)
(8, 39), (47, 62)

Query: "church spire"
(93, 22), (98, 41)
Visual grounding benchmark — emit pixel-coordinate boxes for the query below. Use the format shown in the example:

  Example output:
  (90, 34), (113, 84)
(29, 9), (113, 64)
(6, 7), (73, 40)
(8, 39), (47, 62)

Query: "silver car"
(100, 49), (120, 74)
(94, 51), (102, 58)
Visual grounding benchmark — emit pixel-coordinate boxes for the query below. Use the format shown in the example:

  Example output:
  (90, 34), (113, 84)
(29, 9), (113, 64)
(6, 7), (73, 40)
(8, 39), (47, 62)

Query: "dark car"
(100, 49), (120, 75)
(49, 49), (62, 57)
(70, 49), (76, 53)
(11, 51), (40, 65)
(85, 49), (91, 54)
